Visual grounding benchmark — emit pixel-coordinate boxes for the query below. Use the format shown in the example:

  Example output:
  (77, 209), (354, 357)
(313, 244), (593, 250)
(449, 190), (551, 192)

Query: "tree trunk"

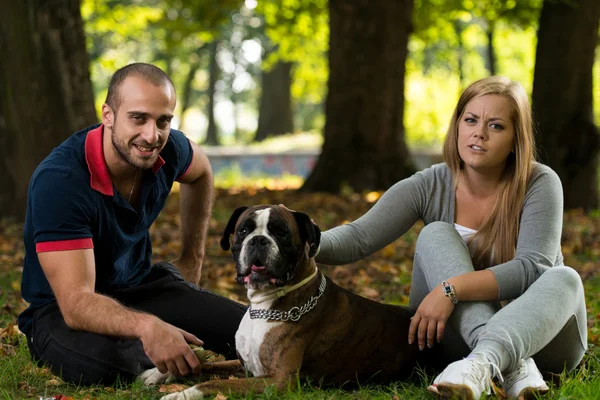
(231, 90), (241, 142)
(0, 0), (97, 220)
(180, 60), (201, 125)
(532, 0), (600, 211)
(454, 19), (466, 91)
(485, 20), (496, 76)
(204, 40), (220, 146)
(253, 61), (294, 142)
(301, 0), (415, 193)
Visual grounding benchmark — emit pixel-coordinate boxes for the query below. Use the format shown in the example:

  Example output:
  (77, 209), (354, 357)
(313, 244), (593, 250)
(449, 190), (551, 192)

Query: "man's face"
(103, 76), (176, 170)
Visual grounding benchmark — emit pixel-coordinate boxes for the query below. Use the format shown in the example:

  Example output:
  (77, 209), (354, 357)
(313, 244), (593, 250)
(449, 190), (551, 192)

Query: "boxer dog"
(143, 205), (420, 399)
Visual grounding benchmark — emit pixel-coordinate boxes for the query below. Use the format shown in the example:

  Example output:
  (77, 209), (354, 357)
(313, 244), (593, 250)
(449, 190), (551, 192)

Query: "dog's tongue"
(251, 265), (266, 272)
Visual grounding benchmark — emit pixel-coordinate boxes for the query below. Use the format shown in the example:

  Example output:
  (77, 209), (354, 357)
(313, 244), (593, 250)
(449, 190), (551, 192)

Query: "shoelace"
(503, 359), (526, 385)
(464, 355), (504, 395)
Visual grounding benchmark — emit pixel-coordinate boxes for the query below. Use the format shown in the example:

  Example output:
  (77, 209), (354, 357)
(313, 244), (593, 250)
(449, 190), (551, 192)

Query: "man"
(18, 63), (246, 385)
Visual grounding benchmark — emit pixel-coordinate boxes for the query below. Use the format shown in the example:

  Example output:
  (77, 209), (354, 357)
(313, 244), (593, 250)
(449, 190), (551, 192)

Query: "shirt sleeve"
(316, 167), (433, 265)
(488, 164), (564, 300)
(31, 168), (95, 253)
(168, 130), (194, 181)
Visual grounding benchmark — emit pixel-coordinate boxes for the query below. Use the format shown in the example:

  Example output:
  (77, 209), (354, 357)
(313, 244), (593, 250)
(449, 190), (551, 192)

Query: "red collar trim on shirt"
(84, 124), (166, 196)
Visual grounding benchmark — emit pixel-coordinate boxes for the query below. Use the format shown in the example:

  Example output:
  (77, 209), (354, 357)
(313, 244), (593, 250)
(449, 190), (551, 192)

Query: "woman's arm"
(316, 167), (437, 265)
(488, 165), (564, 300)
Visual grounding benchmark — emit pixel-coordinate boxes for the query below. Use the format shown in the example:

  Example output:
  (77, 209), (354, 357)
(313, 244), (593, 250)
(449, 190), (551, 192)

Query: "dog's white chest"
(235, 302), (281, 377)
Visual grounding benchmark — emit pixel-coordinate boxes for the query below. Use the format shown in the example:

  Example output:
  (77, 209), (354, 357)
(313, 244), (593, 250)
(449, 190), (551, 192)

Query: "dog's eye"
(269, 224), (288, 237)
(238, 228), (248, 237)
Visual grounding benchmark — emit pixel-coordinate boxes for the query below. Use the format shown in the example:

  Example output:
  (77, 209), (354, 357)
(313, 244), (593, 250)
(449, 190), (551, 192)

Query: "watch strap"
(442, 280), (458, 304)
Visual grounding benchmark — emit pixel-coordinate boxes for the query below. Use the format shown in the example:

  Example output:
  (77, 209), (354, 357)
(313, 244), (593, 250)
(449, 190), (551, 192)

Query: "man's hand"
(140, 317), (204, 376)
(171, 256), (202, 285)
(408, 284), (455, 350)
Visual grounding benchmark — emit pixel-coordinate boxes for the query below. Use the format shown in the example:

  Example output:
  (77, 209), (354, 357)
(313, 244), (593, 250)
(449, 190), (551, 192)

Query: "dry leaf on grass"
(359, 287), (380, 300)
(0, 323), (24, 344)
(214, 394), (228, 400)
(0, 344), (16, 357)
(159, 384), (189, 393)
(45, 378), (63, 386)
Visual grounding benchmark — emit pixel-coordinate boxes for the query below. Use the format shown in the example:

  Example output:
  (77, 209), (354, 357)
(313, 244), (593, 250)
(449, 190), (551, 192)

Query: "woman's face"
(457, 94), (516, 175)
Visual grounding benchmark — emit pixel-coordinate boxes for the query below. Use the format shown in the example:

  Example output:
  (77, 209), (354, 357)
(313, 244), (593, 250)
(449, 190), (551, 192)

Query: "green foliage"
(79, 0), (600, 148)
(82, 0), (242, 116)
(406, 7), (539, 149)
(404, 69), (461, 149)
(256, 0), (328, 103)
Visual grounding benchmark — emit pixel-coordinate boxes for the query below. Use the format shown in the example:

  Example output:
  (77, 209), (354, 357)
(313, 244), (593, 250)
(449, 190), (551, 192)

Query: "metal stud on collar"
(248, 274), (327, 322)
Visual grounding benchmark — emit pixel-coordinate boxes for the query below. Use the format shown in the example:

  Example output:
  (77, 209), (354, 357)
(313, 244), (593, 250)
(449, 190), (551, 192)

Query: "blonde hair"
(443, 76), (536, 269)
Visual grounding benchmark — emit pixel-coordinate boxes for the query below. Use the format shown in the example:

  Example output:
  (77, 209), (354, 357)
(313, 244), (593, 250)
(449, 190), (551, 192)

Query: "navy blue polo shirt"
(18, 124), (193, 334)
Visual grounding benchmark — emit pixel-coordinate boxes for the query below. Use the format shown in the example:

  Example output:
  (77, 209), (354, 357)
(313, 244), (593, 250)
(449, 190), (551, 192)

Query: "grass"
(1, 338), (600, 399)
(1, 183), (600, 399)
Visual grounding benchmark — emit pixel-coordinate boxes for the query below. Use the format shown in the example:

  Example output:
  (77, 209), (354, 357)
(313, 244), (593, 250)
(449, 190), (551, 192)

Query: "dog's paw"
(137, 367), (173, 385)
(160, 386), (204, 400)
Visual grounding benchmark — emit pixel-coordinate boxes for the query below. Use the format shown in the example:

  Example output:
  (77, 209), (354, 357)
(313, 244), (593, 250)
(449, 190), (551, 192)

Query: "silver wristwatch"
(442, 281), (458, 304)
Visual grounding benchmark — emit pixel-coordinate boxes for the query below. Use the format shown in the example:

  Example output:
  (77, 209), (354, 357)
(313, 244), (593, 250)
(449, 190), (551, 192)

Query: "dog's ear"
(293, 211), (321, 258)
(220, 206), (249, 251)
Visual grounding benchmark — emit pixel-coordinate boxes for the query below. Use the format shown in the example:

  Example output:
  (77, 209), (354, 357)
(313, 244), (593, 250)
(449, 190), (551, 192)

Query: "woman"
(315, 76), (587, 399)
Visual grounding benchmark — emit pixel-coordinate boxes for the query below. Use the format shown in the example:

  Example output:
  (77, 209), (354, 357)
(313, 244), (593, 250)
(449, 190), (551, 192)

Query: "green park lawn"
(1, 182), (599, 399)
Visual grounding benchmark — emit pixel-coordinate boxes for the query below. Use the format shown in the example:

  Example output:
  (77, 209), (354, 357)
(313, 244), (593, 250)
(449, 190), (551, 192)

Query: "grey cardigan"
(316, 162), (564, 301)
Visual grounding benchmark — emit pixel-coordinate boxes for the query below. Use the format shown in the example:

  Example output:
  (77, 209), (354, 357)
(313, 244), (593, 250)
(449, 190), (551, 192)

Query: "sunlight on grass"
(204, 131), (323, 153)
(213, 164), (304, 191)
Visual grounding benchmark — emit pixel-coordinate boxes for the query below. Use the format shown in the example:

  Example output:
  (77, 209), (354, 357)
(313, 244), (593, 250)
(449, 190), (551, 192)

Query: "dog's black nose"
(249, 235), (270, 247)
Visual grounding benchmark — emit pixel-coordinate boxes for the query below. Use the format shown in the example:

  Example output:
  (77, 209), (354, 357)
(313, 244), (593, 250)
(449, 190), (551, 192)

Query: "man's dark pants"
(25, 262), (247, 386)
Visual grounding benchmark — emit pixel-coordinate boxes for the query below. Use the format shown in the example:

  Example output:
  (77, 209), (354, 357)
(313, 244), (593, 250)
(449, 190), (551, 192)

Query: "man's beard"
(110, 123), (161, 170)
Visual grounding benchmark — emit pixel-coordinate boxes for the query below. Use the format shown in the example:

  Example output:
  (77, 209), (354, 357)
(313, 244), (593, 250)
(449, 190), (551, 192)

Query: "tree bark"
(204, 40), (220, 146)
(0, 0), (97, 220)
(485, 20), (496, 76)
(454, 19), (466, 91)
(180, 58), (202, 125)
(532, 0), (600, 211)
(254, 61), (294, 142)
(301, 0), (416, 192)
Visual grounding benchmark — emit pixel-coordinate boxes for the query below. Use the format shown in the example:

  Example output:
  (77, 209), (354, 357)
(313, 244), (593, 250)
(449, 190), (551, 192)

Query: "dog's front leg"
(160, 375), (294, 400)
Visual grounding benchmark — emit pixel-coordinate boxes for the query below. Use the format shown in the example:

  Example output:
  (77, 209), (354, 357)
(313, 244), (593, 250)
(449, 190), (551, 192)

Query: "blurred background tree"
(1, 0), (599, 219)
(532, 0), (600, 210)
(302, 0), (417, 192)
(0, 0), (97, 219)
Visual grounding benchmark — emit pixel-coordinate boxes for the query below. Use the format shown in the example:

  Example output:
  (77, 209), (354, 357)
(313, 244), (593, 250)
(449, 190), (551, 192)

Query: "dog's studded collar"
(248, 273), (326, 322)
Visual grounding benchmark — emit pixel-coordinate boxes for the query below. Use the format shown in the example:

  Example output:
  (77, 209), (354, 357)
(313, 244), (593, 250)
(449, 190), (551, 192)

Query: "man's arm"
(175, 140), (214, 285)
(38, 249), (202, 375)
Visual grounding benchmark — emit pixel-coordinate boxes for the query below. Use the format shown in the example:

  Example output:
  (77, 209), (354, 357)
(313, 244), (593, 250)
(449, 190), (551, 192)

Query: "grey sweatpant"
(409, 222), (588, 374)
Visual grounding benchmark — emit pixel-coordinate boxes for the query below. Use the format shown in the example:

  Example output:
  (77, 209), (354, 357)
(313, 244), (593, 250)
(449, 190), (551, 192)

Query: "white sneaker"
(427, 353), (500, 400)
(502, 357), (549, 399)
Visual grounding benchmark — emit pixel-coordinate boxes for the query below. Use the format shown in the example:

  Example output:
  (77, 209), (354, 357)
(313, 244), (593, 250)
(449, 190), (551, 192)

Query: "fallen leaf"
(45, 378), (63, 386)
(359, 287), (380, 300)
(159, 384), (189, 393)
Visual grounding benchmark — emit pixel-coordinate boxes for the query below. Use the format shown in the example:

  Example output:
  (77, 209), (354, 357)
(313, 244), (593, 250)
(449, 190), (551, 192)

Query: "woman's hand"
(408, 284), (455, 350)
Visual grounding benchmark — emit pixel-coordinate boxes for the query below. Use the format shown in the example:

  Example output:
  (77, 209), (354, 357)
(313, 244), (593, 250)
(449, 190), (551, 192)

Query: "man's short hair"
(105, 63), (175, 112)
